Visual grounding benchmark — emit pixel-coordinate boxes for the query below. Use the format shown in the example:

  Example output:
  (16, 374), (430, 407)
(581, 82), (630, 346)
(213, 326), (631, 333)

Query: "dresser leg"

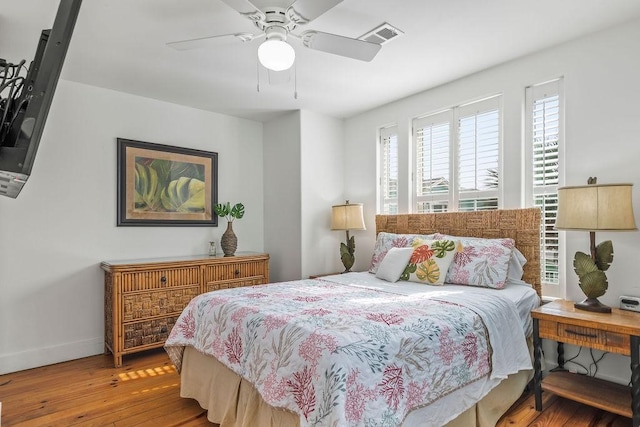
(533, 318), (543, 411)
(631, 335), (640, 427)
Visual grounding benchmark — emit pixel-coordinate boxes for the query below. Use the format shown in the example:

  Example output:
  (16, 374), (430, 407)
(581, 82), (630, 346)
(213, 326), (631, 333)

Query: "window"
(414, 111), (450, 213)
(525, 78), (563, 296)
(412, 96), (501, 213)
(379, 125), (398, 214)
(457, 101), (500, 211)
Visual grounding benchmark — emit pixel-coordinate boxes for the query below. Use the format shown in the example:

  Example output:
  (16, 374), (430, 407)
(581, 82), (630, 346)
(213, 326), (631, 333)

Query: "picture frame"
(117, 138), (218, 226)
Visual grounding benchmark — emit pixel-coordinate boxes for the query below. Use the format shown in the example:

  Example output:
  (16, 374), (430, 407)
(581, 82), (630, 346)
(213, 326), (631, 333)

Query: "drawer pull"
(160, 276), (167, 285)
(564, 328), (597, 339)
(235, 269), (240, 276)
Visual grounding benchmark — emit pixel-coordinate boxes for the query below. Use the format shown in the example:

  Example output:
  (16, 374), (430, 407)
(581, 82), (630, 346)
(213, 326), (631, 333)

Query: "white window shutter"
(380, 125), (398, 214)
(457, 96), (500, 211)
(411, 96), (501, 213)
(526, 78), (563, 294)
(413, 110), (452, 213)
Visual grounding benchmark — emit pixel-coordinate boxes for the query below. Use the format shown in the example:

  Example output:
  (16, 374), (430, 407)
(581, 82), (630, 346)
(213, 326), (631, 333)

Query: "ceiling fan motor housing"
(264, 25), (288, 42)
(253, 7), (297, 35)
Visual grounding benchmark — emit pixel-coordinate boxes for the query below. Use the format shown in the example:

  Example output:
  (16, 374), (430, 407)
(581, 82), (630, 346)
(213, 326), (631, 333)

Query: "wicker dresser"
(101, 252), (269, 367)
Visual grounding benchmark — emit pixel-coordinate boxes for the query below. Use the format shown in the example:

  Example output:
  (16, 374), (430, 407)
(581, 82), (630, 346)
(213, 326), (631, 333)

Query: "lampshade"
(331, 202), (366, 231)
(556, 183), (637, 231)
(258, 39), (295, 71)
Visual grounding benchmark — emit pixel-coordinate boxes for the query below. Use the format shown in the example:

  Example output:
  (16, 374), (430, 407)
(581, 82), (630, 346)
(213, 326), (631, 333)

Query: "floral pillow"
(369, 232), (436, 274)
(434, 233), (515, 289)
(399, 239), (458, 285)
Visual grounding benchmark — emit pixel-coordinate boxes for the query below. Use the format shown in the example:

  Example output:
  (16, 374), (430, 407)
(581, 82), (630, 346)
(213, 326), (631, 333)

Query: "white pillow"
(509, 247), (527, 280)
(375, 247), (415, 282)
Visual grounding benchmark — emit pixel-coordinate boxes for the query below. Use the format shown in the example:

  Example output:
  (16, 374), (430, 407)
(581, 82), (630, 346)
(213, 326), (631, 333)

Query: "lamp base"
(574, 298), (612, 313)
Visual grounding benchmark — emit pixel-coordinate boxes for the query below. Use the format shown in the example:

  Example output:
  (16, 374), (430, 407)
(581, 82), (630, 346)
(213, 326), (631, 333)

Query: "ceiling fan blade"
(167, 33), (260, 51)
(219, 0), (259, 14)
(302, 31), (381, 62)
(289, 0), (343, 22)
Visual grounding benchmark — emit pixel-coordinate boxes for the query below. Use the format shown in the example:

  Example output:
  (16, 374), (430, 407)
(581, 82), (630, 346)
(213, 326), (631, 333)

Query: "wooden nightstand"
(532, 299), (640, 426)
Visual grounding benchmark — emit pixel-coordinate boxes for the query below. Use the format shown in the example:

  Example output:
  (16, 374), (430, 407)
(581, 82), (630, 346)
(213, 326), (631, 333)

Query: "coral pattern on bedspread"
(165, 279), (491, 427)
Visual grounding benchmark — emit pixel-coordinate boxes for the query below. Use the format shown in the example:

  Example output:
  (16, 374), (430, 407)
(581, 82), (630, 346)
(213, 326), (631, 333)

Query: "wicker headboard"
(375, 208), (542, 297)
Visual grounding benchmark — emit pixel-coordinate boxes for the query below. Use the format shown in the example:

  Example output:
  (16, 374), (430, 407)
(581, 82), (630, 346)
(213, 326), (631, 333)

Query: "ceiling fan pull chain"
(256, 60), (260, 93)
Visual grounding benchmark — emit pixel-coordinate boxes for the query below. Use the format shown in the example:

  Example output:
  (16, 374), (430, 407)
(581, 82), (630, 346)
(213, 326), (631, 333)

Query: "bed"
(165, 208), (541, 427)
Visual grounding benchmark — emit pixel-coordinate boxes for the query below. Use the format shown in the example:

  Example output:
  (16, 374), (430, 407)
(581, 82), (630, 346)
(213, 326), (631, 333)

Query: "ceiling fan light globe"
(258, 40), (295, 71)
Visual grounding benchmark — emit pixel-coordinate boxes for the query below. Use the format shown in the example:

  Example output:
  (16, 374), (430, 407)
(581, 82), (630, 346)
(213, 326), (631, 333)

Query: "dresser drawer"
(204, 276), (264, 292)
(121, 267), (200, 292)
(204, 260), (267, 283)
(539, 319), (630, 355)
(123, 316), (178, 350)
(122, 285), (200, 321)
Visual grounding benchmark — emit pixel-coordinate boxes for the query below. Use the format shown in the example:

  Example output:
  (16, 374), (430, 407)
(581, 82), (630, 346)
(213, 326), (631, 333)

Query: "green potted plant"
(214, 202), (245, 256)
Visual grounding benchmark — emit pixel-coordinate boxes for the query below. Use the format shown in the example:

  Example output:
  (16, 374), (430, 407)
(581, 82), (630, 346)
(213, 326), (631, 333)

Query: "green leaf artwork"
(339, 236), (356, 271)
(160, 177), (205, 212)
(573, 250), (610, 299)
(595, 240), (614, 272)
(133, 157), (206, 213)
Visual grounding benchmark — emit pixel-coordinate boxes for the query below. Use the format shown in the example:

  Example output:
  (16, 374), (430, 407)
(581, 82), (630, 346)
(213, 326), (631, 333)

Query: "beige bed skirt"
(179, 346), (531, 427)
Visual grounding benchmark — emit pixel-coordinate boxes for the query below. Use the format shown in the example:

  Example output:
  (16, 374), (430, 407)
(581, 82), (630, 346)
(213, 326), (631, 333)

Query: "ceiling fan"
(167, 0), (382, 71)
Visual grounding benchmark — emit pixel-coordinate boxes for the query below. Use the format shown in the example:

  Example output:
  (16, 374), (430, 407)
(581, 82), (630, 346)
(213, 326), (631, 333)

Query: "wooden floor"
(0, 349), (632, 426)
(496, 388), (631, 427)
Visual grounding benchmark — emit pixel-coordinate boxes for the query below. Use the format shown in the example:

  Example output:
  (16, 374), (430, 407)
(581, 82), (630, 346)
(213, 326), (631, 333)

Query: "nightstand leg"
(533, 318), (543, 411)
(631, 335), (640, 427)
(557, 342), (564, 369)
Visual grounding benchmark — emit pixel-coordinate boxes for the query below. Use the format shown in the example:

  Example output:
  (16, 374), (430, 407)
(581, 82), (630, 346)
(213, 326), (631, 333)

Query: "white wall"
(300, 110), (345, 278)
(263, 111), (302, 282)
(344, 18), (640, 384)
(263, 110), (346, 282)
(0, 80), (263, 374)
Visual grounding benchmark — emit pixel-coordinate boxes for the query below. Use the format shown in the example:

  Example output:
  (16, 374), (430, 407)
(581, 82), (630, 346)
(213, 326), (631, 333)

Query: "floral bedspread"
(165, 279), (492, 427)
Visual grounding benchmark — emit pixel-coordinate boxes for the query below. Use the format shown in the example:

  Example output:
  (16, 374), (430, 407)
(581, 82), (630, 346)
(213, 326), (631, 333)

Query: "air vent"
(359, 22), (404, 45)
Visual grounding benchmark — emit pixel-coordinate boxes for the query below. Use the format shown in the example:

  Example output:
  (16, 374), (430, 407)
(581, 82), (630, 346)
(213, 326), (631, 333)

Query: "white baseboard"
(0, 337), (103, 375)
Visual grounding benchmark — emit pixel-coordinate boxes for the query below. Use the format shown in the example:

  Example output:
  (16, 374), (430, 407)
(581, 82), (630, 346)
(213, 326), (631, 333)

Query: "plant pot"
(221, 221), (238, 256)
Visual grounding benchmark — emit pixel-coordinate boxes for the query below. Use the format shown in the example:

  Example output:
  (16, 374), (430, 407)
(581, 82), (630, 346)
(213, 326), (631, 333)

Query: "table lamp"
(331, 200), (366, 272)
(556, 178), (636, 312)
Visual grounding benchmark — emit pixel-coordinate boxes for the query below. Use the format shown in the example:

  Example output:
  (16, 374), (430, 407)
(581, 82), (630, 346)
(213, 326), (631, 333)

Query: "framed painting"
(117, 138), (218, 226)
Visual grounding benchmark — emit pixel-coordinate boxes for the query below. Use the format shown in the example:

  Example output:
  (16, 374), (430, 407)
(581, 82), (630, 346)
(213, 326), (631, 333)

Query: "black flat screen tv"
(0, 0), (82, 198)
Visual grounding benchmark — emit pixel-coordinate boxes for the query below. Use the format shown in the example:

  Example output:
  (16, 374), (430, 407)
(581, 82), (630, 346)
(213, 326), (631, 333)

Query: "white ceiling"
(3, 0), (640, 122)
